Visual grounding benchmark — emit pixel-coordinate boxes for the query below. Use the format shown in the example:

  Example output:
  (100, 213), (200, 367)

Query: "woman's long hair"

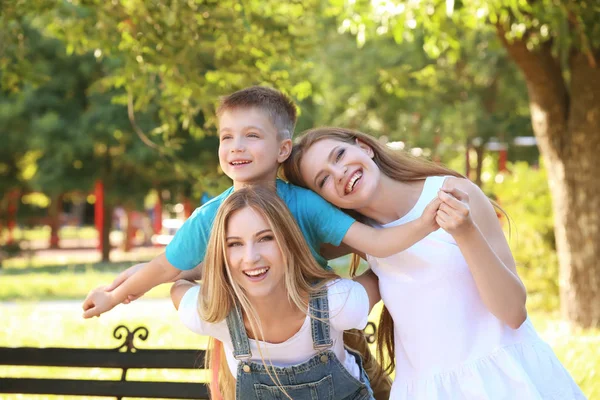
(200, 185), (339, 399)
(283, 127), (505, 375)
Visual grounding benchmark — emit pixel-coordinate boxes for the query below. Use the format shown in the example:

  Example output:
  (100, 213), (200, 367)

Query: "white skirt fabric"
(390, 339), (586, 400)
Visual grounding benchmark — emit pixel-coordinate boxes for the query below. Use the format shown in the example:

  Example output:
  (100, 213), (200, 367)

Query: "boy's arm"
(319, 242), (364, 260)
(82, 253), (180, 318)
(342, 197), (442, 258)
(105, 262), (204, 303)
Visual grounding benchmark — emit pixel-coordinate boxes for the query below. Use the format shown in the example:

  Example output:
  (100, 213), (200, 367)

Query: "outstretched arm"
(437, 177), (527, 329)
(342, 197), (441, 258)
(104, 262), (204, 304)
(82, 253), (180, 318)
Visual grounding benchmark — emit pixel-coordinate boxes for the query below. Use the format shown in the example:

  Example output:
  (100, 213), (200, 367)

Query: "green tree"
(335, 0), (600, 327)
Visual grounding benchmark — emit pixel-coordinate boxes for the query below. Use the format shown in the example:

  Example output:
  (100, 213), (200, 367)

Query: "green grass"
(0, 301), (597, 399)
(0, 254), (353, 302)
(1, 226), (98, 242)
(0, 253), (169, 301)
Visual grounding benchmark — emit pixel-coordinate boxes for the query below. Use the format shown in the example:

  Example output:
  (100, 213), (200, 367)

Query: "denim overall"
(226, 289), (375, 400)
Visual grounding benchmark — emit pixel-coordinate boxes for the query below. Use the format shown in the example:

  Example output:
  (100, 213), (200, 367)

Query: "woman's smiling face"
(299, 138), (382, 210)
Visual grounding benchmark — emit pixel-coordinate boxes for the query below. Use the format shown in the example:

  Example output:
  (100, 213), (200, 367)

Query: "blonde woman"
(283, 127), (585, 400)
(171, 186), (379, 400)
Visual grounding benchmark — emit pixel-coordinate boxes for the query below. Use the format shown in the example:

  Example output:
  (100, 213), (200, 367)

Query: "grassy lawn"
(0, 300), (598, 399)
(1, 226), (98, 242)
(0, 255), (353, 302)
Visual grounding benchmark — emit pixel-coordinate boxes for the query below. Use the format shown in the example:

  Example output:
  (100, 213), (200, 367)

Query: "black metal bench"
(0, 325), (209, 399)
(0, 322), (378, 399)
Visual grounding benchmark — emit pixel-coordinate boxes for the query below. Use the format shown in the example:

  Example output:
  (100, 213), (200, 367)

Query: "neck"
(354, 174), (427, 224)
(246, 284), (303, 328)
(232, 174), (278, 191)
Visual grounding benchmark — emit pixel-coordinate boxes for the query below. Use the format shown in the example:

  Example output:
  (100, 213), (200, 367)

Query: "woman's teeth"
(244, 267), (269, 277)
(345, 171), (363, 194)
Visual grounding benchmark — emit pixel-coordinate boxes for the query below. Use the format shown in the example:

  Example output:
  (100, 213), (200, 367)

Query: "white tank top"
(366, 176), (584, 399)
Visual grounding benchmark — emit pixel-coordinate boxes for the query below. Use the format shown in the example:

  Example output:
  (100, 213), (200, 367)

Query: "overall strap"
(309, 285), (333, 350)
(225, 302), (252, 360)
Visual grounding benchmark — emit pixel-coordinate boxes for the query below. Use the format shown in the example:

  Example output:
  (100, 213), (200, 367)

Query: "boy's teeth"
(244, 267), (269, 277)
(345, 171), (362, 194)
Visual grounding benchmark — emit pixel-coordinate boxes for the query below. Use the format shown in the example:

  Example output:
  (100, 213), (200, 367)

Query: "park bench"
(0, 322), (378, 399)
(0, 325), (209, 399)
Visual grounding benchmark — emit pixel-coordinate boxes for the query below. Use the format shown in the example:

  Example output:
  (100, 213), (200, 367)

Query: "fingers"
(424, 197), (442, 213)
(82, 297), (93, 312)
(441, 187), (469, 202)
(435, 208), (451, 226)
(82, 307), (99, 319)
(439, 190), (469, 216)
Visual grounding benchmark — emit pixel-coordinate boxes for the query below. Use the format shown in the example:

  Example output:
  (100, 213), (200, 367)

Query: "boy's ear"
(277, 138), (293, 163)
(355, 138), (374, 158)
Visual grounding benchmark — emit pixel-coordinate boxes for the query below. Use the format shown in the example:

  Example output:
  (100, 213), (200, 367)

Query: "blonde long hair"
(200, 185), (339, 399)
(283, 127), (466, 375)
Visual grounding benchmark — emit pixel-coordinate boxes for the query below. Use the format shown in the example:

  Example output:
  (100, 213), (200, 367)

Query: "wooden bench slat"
(0, 348), (205, 369)
(0, 378), (209, 399)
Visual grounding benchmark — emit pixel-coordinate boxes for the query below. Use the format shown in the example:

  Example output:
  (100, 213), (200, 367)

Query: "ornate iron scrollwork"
(363, 321), (377, 344)
(112, 325), (149, 353)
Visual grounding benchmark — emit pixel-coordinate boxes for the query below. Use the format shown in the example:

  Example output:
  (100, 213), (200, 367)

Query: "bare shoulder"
(442, 177), (481, 195)
(442, 177), (494, 214)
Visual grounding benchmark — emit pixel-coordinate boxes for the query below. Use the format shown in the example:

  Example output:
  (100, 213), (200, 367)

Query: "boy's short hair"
(216, 86), (297, 140)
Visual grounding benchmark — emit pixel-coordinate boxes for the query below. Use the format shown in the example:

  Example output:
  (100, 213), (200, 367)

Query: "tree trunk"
(559, 52), (600, 327)
(101, 201), (112, 262)
(48, 193), (63, 249)
(499, 30), (600, 327)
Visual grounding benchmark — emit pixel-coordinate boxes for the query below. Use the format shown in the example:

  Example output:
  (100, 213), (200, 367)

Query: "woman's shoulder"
(177, 284), (230, 340)
(323, 279), (369, 331)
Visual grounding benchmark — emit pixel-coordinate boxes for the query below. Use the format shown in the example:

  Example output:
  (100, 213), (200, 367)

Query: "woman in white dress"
(284, 127), (586, 400)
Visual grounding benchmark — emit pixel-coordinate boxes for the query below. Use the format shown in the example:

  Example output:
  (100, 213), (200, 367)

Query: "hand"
(418, 197), (442, 234)
(82, 286), (118, 319)
(105, 262), (147, 304)
(436, 188), (475, 237)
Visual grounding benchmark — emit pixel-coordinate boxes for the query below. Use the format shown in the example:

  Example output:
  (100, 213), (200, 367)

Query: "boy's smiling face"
(218, 107), (291, 188)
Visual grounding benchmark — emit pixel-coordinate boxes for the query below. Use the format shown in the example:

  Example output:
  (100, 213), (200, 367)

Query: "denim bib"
(226, 287), (374, 400)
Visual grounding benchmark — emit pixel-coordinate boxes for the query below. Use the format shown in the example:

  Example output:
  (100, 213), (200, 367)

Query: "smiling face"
(299, 138), (382, 210)
(218, 107), (291, 188)
(225, 205), (286, 299)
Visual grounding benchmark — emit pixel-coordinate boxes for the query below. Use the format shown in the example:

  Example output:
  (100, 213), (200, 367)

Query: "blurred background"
(1, 0), (598, 398)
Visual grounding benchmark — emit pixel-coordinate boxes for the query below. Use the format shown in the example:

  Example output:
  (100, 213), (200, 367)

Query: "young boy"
(83, 86), (439, 398)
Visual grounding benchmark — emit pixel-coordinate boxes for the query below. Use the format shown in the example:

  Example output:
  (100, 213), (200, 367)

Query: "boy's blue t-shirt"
(165, 180), (356, 270)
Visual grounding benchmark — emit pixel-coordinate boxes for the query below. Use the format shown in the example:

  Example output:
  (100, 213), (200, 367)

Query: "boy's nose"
(230, 138), (245, 152)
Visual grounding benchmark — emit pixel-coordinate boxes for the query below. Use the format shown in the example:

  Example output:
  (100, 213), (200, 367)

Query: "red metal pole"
(94, 181), (104, 251)
(183, 198), (193, 218)
(498, 148), (508, 172)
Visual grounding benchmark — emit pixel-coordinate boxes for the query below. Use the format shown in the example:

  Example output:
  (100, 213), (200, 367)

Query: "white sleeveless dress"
(367, 176), (586, 400)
